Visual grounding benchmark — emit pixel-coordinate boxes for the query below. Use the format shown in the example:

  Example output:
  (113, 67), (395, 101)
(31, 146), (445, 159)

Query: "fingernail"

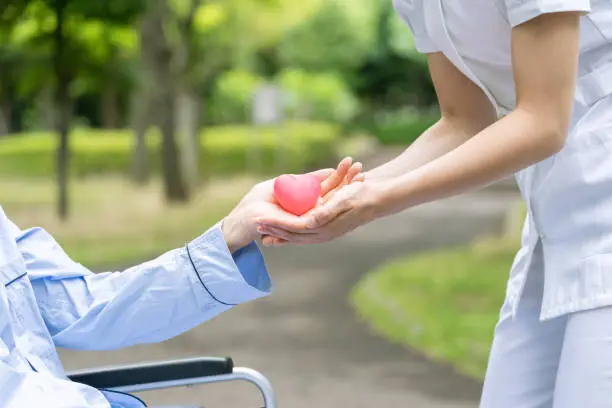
(257, 227), (265, 233)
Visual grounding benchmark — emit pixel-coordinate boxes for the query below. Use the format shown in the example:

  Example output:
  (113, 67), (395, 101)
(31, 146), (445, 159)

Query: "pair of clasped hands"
(222, 157), (377, 252)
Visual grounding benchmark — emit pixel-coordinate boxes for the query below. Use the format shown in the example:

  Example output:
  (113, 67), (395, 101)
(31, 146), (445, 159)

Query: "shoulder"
(392, 0), (425, 28)
(393, 0), (440, 53)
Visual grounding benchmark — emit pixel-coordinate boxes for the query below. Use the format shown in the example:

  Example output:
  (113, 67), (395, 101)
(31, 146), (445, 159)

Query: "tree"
(278, 0), (369, 74)
(0, 1), (33, 135)
(39, 0), (145, 218)
(140, 0), (189, 202)
(349, 0), (435, 112)
(46, 0), (72, 220)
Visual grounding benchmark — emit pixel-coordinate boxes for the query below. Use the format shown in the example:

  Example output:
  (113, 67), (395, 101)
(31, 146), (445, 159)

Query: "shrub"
(277, 69), (358, 124)
(0, 122), (340, 178)
(207, 68), (359, 126)
(356, 108), (440, 146)
(208, 69), (264, 125)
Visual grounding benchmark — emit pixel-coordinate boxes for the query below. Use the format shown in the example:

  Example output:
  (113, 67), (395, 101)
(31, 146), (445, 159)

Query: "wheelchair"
(68, 356), (277, 408)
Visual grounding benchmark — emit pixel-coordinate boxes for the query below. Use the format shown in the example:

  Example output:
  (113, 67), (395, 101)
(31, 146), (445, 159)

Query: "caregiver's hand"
(222, 157), (362, 253)
(256, 178), (380, 246)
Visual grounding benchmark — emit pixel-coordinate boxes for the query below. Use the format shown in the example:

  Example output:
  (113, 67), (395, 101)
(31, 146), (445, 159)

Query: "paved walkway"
(60, 150), (522, 408)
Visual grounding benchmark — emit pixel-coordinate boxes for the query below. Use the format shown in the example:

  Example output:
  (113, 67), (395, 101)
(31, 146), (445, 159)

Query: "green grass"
(1, 176), (256, 268)
(351, 217), (523, 379)
(0, 121), (340, 178)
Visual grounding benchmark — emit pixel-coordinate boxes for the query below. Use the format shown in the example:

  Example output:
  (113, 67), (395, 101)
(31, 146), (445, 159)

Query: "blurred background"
(0, 0), (522, 407)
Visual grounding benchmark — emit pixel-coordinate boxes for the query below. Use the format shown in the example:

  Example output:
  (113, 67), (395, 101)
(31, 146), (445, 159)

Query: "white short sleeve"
(393, 0), (440, 53)
(505, 0), (591, 27)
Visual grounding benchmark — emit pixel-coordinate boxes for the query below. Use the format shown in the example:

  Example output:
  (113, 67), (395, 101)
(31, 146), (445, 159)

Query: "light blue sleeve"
(12, 221), (272, 351)
(0, 286), (111, 407)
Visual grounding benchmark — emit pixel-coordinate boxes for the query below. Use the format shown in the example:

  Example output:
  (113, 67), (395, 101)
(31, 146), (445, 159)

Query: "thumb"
(304, 193), (349, 229)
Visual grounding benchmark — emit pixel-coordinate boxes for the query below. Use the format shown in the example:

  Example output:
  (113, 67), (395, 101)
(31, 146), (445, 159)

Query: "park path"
(59, 149), (521, 408)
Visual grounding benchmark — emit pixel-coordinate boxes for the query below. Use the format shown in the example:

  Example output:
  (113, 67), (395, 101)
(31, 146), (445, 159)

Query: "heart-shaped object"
(273, 174), (321, 215)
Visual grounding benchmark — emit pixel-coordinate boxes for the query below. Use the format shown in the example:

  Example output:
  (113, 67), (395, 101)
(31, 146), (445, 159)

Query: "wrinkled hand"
(255, 177), (380, 246)
(222, 157), (362, 252)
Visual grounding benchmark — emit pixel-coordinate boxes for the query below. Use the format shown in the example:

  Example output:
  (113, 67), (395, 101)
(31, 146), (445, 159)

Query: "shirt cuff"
(507, 1), (591, 27)
(186, 222), (272, 306)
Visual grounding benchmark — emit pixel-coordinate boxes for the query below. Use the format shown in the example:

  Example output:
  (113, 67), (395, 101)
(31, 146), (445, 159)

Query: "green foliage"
(209, 68), (358, 125)
(0, 122), (340, 178)
(350, 51), (436, 112)
(278, 69), (358, 123)
(355, 109), (440, 145)
(208, 69), (264, 124)
(278, 0), (369, 73)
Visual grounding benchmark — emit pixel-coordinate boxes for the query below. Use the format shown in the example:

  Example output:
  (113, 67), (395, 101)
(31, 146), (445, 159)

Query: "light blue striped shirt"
(0, 205), (271, 407)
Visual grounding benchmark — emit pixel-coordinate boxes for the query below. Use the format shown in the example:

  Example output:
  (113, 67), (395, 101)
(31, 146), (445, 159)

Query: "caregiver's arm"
(253, 11), (580, 244)
(364, 53), (497, 181)
(374, 11), (580, 216)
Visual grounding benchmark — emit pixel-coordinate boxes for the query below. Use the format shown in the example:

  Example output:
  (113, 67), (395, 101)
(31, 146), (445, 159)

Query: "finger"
(307, 168), (334, 182)
(262, 235), (287, 246)
(258, 226), (292, 241)
(320, 157), (352, 196)
(255, 213), (311, 233)
(352, 173), (366, 182)
(323, 162), (363, 202)
(261, 226), (320, 244)
(308, 182), (359, 228)
(303, 199), (351, 230)
(266, 239), (292, 247)
(346, 162), (363, 183)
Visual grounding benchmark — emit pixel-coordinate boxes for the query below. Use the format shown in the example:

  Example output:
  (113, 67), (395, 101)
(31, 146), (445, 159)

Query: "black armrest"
(68, 357), (234, 389)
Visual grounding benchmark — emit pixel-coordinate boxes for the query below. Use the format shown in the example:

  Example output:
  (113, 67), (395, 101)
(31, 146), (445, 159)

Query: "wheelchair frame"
(68, 356), (277, 408)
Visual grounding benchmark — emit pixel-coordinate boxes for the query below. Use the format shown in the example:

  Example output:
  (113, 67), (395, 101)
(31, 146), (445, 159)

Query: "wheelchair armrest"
(67, 356), (234, 389)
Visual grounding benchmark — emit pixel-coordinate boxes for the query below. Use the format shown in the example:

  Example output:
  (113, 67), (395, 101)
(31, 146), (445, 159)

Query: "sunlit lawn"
(0, 176), (257, 268)
(351, 205), (525, 380)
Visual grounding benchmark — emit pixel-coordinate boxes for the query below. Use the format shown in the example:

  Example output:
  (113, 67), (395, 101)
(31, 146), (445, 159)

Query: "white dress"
(394, 1), (612, 406)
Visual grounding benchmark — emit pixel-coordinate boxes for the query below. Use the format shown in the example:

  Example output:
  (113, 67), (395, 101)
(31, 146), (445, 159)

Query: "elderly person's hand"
(255, 175), (381, 246)
(221, 157), (363, 252)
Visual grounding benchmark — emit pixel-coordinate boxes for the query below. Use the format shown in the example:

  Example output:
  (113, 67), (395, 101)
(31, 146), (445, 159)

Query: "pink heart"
(273, 174), (322, 215)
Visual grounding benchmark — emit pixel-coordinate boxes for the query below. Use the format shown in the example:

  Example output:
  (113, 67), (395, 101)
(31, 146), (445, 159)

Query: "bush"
(207, 69), (359, 126)
(208, 70), (264, 125)
(355, 109), (440, 146)
(0, 122), (340, 178)
(278, 69), (358, 124)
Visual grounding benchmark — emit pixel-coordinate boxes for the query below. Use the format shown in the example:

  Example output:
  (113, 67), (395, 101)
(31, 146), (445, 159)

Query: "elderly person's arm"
(9, 160), (358, 351)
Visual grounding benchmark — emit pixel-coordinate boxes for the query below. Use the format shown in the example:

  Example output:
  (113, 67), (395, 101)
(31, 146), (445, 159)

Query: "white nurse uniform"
(394, 1), (612, 406)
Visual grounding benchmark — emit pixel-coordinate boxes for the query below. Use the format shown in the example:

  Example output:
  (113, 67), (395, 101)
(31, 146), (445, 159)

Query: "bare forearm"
(364, 116), (491, 181)
(373, 108), (563, 217)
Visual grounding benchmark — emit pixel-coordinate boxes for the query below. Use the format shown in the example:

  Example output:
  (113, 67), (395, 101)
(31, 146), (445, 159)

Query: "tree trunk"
(160, 87), (188, 202)
(100, 86), (120, 129)
(129, 88), (150, 184)
(141, 0), (188, 202)
(176, 87), (200, 188)
(38, 86), (57, 130)
(53, 0), (72, 220)
(0, 100), (10, 136)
